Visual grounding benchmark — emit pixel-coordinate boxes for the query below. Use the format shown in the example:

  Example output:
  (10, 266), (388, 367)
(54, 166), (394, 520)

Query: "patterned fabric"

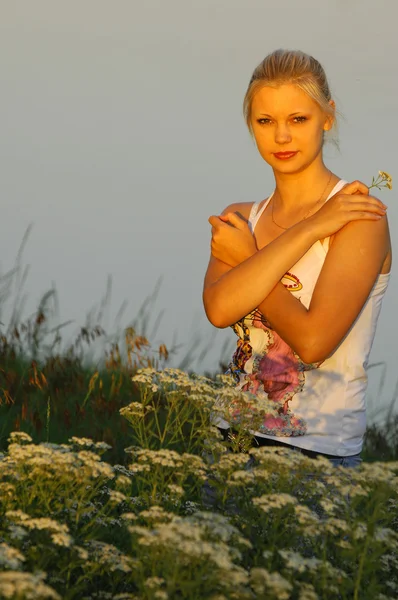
(227, 293), (323, 437)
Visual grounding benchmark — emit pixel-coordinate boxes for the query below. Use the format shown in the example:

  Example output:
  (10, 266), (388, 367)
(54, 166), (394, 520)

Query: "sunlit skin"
(250, 83), (336, 217)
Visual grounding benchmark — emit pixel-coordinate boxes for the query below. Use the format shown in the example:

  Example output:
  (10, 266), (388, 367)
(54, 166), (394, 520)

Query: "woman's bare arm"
(203, 216), (318, 329)
(241, 216), (390, 364)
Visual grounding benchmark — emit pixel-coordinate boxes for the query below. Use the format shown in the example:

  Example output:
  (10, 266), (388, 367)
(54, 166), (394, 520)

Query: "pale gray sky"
(1, 0), (397, 422)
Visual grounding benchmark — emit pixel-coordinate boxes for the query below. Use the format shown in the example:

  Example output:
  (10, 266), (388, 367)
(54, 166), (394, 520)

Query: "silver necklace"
(271, 171), (333, 230)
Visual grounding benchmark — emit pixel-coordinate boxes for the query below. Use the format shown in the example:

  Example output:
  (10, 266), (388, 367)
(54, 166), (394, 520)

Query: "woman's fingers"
(342, 194), (387, 210)
(210, 212), (248, 230)
(340, 180), (369, 196)
(341, 198), (387, 216)
(220, 212), (247, 229)
(208, 215), (223, 228)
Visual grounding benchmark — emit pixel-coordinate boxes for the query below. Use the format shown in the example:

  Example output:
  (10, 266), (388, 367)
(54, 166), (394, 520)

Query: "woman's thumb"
(340, 180), (369, 196)
(220, 211), (246, 228)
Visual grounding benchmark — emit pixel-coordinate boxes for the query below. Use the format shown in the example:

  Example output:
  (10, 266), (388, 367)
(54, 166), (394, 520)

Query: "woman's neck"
(272, 163), (340, 214)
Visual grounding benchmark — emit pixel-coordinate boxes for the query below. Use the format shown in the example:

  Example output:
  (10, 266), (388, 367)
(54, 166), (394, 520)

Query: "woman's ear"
(323, 99), (336, 131)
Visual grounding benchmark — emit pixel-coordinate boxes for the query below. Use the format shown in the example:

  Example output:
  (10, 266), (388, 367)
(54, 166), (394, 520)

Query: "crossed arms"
(203, 205), (390, 364)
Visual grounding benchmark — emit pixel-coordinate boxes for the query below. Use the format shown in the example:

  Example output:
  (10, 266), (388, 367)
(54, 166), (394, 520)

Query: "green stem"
(353, 532), (371, 600)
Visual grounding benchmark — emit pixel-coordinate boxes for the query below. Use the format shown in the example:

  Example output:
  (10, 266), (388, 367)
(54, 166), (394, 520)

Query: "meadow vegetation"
(0, 254), (397, 599)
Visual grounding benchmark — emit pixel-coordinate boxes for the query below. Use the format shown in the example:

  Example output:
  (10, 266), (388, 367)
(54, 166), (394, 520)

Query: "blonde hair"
(243, 49), (340, 149)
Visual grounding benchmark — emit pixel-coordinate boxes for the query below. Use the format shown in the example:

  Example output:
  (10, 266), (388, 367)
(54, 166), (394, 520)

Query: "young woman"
(203, 49), (392, 468)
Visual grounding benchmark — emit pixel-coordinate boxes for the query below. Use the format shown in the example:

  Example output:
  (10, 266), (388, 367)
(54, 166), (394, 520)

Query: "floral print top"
(226, 282), (324, 437)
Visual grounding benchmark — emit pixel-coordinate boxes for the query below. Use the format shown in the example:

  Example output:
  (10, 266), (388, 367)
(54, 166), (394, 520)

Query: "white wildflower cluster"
(131, 368), (158, 386)
(338, 482), (369, 498)
(249, 445), (307, 469)
(374, 527), (398, 548)
(279, 548), (348, 584)
(108, 490), (128, 505)
(0, 571), (60, 599)
(252, 493), (298, 514)
(278, 549), (322, 574)
(144, 576), (166, 590)
(84, 540), (137, 573)
(184, 511), (252, 548)
(128, 448), (207, 481)
(211, 387), (280, 429)
(322, 517), (349, 536)
(357, 461), (398, 486)
(2, 440), (115, 484)
(370, 171), (393, 191)
(214, 373), (236, 387)
(115, 474), (132, 489)
(68, 437), (112, 454)
(0, 542), (25, 570)
(298, 582), (319, 600)
(119, 402), (155, 420)
(129, 367), (298, 439)
(0, 482), (15, 499)
(131, 368), (254, 410)
(250, 567), (293, 600)
(167, 483), (184, 497)
(141, 578), (169, 600)
(209, 451), (253, 478)
(293, 504), (321, 537)
(113, 464), (133, 477)
(138, 505), (175, 523)
(129, 511), (251, 590)
(75, 545), (89, 560)
(76, 451), (114, 479)
(128, 463), (151, 475)
(322, 517), (350, 536)
(380, 551), (398, 574)
(120, 512), (138, 522)
(230, 469), (256, 486)
(319, 498), (340, 517)
(8, 524), (28, 541)
(353, 522), (368, 540)
(7, 431), (33, 445)
(5, 511), (73, 547)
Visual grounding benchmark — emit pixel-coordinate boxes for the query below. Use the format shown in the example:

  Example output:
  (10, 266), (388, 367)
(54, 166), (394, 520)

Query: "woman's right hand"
(306, 180), (388, 240)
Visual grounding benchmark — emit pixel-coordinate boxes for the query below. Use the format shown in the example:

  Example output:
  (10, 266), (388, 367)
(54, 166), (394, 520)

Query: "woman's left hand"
(208, 211), (257, 267)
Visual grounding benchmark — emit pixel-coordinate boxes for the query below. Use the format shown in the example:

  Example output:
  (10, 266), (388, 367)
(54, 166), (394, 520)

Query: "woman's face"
(250, 83), (334, 173)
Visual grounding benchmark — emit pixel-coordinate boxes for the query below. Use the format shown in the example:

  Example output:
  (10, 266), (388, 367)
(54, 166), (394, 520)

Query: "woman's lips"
(274, 152), (298, 160)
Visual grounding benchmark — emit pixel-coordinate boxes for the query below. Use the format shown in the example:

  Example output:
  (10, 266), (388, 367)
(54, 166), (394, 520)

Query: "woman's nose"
(274, 125), (292, 144)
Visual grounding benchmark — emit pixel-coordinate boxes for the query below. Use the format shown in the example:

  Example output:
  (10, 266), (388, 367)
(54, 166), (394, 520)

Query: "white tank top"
(214, 179), (391, 456)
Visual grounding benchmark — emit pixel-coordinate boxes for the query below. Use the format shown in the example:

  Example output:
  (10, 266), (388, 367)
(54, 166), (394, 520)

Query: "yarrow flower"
(370, 171), (393, 191)
(7, 431), (33, 445)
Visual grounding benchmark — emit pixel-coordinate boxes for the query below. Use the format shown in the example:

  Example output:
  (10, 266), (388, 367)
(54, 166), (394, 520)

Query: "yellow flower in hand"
(370, 171), (393, 191)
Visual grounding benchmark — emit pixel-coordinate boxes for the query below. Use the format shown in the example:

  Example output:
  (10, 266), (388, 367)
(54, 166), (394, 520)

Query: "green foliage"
(0, 241), (397, 597)
(0, 422), (397, 599)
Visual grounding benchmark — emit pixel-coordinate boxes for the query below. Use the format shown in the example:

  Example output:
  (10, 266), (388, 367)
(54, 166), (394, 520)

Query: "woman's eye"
(257, 116), (307, 125)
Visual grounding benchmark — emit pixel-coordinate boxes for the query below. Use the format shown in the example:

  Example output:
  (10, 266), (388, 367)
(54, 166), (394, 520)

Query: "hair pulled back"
(243, 49), (339, 147)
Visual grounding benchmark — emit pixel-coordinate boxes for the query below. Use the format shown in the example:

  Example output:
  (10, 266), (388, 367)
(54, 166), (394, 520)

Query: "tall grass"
(0, 229), (397, 464)
(0, 233), (397, 598)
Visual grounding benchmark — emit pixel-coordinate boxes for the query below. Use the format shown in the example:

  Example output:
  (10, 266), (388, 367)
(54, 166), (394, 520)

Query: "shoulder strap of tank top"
(248, 202), (260, 233)
(248, 191), (275, 233)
